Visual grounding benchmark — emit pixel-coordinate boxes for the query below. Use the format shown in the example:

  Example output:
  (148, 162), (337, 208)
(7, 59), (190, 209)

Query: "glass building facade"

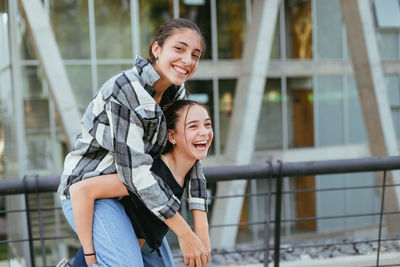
(0, 0), (400, 264)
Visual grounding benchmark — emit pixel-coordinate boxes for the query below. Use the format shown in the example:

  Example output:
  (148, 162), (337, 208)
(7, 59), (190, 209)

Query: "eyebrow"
(176, 41), (201, 53)
(186, 118), (211, 125)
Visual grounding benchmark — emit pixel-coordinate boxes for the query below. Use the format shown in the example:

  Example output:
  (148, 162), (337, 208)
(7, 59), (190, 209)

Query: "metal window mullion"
(88, 0), (98, 96)
(279, 0), (288, 150)
(246, 0), (252, 25)
(311, 0), (319, 148)
(130, 0), (140, 60)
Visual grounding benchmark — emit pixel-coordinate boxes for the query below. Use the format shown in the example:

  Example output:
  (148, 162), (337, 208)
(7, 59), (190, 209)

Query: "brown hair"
(162, 100), (211, 154)
(147, 18), (207, 63)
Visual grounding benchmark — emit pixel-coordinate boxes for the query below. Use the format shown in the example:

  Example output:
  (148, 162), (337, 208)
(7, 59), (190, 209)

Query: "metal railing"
(0, 156), (400, 266)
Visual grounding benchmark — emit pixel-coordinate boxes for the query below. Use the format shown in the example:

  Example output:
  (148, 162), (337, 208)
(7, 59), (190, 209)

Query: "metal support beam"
(210, 0), (281, 247)
(340, 0), (400, 233)
(17, 0), (81, 148)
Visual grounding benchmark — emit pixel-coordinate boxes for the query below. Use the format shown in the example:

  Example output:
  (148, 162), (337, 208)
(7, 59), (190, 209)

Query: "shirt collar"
(134, 56), (160, 97)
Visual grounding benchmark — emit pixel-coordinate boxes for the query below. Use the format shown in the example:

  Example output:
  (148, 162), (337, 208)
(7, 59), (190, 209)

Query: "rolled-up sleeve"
(104, 100), (180, 220)
(187, 161), (208, 212)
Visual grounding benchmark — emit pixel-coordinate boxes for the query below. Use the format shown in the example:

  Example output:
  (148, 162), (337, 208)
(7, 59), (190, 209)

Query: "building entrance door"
(292, 89), (316, 230)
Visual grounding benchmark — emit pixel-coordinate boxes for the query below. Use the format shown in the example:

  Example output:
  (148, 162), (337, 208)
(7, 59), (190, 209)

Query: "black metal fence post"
(23, 176), (35, 267)
(376, 170), (387, 267)
(35, 176), (47, 266)
(264, 161), (273, 267)
(274, 161), (284, 267)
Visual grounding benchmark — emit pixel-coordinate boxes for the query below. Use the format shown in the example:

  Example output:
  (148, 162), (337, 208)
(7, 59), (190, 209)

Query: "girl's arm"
(193, 209), (211, 264)
(69, 174), (128, 265)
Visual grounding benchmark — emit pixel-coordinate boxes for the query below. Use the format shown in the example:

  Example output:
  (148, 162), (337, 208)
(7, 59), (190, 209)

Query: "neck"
(164, 150), (196, 184)
(151, 63), (172, 104)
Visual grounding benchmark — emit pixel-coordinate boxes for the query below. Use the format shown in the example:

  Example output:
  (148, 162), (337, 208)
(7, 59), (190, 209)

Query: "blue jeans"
(61, 198), (175, 267)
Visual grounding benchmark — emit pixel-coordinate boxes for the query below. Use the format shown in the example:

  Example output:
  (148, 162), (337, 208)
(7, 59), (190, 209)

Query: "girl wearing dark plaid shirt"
(58, 19), (210, 267)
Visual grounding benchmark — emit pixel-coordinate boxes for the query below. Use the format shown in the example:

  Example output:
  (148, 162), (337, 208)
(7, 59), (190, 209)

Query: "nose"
(182, 51), (192, 65)
(199, 125), (212, 136)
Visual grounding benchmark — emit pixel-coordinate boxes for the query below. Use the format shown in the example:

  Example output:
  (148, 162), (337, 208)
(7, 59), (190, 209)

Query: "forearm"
(164, 212), (192, 237)
(193, 209), (209, 232)
(70, 184), (96, 254)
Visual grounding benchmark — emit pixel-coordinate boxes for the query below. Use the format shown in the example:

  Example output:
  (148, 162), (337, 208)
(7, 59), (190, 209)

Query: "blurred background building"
(0, 0), (400, 266)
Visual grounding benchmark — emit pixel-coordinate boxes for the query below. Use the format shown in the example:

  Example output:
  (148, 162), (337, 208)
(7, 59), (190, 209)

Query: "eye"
(175, 46), (183, 51)
(192, 53), (200, 59)
(205, 122), (212, 127)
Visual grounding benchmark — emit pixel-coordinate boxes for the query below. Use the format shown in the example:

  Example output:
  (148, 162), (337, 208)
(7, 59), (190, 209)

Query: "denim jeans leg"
(141, 237), (175, 267)
(61, 198), (144, 267)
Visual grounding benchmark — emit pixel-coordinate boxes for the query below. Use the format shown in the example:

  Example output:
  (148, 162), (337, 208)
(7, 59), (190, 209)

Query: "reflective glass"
(49, 0), (90, 59)
(18, 8), (36, 60)
(66, 65), (92, 113)
(255, 79), (282, 150)
(138, 0), (173, 58)
(180, 0), (212, 59)
(97, 64), (131, 89)
(376, 31), (399, 59)
(218, 79), (236, 153)
(22, 66), (45, 99)
(287, 0), (313, 59)
(95, 0), (132, 59)
(217, 0), (246, 59)
(317, 76), (344, 146)
(315, 0), (343, 59)
(185, 79), (214, 154)
(386, 75), (400, 140)
(287, 77), (314, 148)
(347, 76), (367, 144)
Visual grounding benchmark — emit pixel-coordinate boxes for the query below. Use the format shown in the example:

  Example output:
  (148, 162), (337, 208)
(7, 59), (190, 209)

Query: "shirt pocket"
(135, 104), (163, 144)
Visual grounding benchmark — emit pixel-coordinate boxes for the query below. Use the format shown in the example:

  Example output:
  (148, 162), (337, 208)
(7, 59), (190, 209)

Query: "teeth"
(195, 141), (207, 145)
(174, 66), (188, 74)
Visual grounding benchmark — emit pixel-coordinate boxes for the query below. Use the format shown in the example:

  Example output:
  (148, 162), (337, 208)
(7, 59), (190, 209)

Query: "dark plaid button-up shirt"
(58, 56), (207, 220)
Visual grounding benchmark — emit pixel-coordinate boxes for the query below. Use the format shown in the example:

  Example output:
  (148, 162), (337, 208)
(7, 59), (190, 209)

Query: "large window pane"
(255, 79), (282, 150)
(287, 78), (314, 148)
(22, 66), (45, 99)
(386, 75), (400, 140)
(66, 65), (92, 113)
(97, 64), (131, 89)
(315, 0), (342, 59)
(317, 76), (344, 146)
(217, 0), (246, 59)
(139, 0), (173, 58)
(50, 0), (90, 59)
(95, 0), (132, 59)
(180, 0), (212, 59)
(347, 76), (367, 144)
(219, 79), (236, 153)
(376, 31), (399, 59)
(287, 0), (313, 59)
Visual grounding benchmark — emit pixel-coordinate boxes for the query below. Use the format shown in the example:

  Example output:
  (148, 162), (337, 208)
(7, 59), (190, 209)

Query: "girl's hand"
(194, 227), (211, 265)
(84, 254), (98, 266)
(193, 209), (211, 264)
(177, 228), (208, 267)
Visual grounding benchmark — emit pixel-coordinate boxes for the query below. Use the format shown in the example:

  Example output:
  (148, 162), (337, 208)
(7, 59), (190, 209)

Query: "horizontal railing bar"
(0, 235), (76, 244)
(1, 156), (400, 195)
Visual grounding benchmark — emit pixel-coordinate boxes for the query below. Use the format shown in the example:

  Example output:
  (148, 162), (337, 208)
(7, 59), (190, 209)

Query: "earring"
(172, 141), (176, 145)
(155, 56), (159, 65)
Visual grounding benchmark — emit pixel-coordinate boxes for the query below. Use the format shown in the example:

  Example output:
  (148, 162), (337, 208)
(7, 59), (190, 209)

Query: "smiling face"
(152, 29), (202, 87)
(168, 104), (213, 161)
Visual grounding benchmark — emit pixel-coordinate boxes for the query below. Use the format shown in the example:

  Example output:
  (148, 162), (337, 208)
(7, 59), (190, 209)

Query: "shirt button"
(149, 122), (156, 127)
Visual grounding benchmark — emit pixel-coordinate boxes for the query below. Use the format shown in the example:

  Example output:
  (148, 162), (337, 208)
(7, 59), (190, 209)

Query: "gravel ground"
(173, 236), (400, 266)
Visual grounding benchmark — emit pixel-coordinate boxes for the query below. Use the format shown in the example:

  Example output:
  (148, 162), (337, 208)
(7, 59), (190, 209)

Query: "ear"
(167, 130), (176, 144)
(151, 41), (161, 59)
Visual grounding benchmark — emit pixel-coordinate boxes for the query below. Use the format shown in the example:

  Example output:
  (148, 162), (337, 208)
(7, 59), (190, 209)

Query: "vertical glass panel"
(286, 0), (313, 59)
(386, 75), (400, 140)
(97, 64), (131, 89)
(186, 79), (214, 154)
(66, 65), (92, 113)
(139, 0), (173, 58)
(218, 79), (236, 153)
(376, 31), (399, 59)
(22, 66), (45, 99)
(346, 173), (379, 228)
(316, 174), (346, 232)
(317, 76), (344, 146)
(49, 0), (90, 59)
(315, 0), (343, 59)
(255, 79), (282, 150)
(18, 9), (36, 60)
(95, 0), (132, 59)
(180, 0), (212, 59)
(217, 0), (246, 59)
(347, 76), (367, 144)
(271, 13), (281, 59)
(287, 78), (314, 148)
